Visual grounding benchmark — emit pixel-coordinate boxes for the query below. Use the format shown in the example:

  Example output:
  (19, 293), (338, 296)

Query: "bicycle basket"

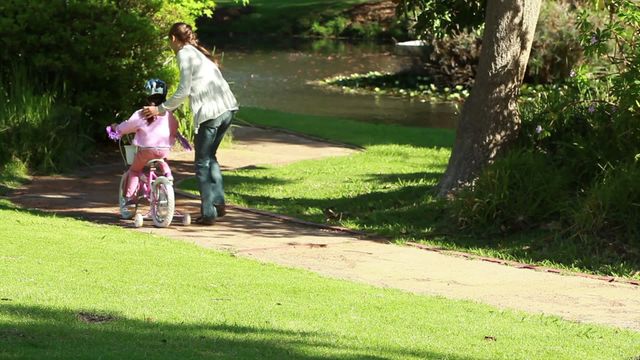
(124, 145), (138, 165)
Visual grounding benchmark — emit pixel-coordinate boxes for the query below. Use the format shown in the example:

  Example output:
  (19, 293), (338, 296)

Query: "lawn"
(1, 199), (639, 359)
(178, 107), (640, 280)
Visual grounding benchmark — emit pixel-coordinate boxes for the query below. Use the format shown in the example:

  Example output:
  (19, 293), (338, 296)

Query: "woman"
(143, 22), (238, 226)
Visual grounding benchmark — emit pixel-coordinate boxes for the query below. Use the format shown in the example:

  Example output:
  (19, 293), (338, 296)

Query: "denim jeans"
(195, 110), (234, 219)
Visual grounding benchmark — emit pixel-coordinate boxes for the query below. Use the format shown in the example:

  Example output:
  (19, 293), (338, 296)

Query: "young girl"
(143, 22), (238, 225)
(112, 79), (179, 204)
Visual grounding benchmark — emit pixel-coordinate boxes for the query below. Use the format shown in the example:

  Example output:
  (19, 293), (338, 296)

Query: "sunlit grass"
(0, 158), (29, 196)
(1, 200), (639, 359)
(180, 107), (640, 279)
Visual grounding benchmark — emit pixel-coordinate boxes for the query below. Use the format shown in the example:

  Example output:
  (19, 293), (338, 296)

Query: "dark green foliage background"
(0, 0), (163, 128)
(0, 0), (203, 171)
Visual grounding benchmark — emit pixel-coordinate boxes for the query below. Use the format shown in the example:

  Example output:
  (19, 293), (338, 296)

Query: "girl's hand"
(143, 106), (159, 118)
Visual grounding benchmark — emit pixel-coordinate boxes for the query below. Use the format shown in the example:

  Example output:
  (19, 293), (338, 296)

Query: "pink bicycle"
(107, 126), (191, 228)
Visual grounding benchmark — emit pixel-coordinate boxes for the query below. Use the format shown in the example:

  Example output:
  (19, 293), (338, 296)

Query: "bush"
(311, 16), (350, 38)
(0, 0), (165, 138)
(452, 0), (640, 260)
(517, 86), (616, 185)
(0, 158), (29, 195)
(0, 68), (88, 172)
(409, 1), (592, 88)
(573, 162), (640, 244)
(450, 150), (572, 233)
(0, 1), (212, 169)
(422, 29), (482, 89)
(526, 1), (585, 84)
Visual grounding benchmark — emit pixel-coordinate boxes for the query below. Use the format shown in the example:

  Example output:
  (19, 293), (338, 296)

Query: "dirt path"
(10, 126), (640, 331)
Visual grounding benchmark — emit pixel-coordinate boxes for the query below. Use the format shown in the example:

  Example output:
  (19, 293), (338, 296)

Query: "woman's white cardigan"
(159, 44), (238, 132)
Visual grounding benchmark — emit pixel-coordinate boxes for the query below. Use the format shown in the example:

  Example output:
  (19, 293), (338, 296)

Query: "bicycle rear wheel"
(151, 177), (175, 227)
(118, 172), (137, 219)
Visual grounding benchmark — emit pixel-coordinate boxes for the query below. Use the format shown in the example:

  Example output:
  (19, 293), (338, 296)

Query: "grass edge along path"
(1, 200), (639, 359)
(179, 107), (640, 281)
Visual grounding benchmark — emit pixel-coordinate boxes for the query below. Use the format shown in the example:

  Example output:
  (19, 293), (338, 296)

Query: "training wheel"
(182, 213), (191, 226)
(134, 213), (144, 228)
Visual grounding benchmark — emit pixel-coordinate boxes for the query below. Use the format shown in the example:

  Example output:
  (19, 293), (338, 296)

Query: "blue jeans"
(195, 110), (234, 219)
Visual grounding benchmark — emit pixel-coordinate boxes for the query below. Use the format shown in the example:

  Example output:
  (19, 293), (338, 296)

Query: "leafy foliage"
(398, 1), (595, 86)
(0, 1), (164, 134)
(0, 68), (87, 172)
(171, 0), (220, 18)
(452, 0), (640, 260)
(450, 150), (572, 234)
(398, 0), (485, 38)
(0, 0), (237, 170)
(527, 2), (586, 84)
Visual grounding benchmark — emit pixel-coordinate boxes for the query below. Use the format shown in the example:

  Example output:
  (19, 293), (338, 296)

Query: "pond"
(205, 39), (458, 129)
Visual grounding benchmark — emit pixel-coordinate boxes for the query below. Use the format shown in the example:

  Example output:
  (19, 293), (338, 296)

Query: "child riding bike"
(110, 79), (178, 205)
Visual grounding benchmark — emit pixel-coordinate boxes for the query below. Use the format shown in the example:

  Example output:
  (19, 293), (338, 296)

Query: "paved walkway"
(10, 126), (640, 331)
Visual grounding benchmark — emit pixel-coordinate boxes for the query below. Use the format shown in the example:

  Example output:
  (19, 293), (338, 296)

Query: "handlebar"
(106, 125), (121, 141)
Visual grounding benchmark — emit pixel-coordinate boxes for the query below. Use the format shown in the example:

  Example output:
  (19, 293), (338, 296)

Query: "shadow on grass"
(0, 304), (480, 360)
(224, 169), (446, 231)
(221, 168), (640, 278)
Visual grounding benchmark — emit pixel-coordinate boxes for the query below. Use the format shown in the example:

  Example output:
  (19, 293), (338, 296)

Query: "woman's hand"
(143, 106), (160, 118)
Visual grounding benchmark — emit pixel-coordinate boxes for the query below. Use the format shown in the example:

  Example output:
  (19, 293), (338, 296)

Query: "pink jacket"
(116, 110), (178, 148)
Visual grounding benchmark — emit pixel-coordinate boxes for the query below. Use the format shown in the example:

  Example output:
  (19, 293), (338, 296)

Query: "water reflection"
(202, 38), (458, 129)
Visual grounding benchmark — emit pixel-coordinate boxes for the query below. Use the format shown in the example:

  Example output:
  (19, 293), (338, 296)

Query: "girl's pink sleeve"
(169, 111), (179, 145)
(116, 110), (145, 135)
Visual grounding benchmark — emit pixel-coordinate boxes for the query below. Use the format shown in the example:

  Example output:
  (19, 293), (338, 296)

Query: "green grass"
(234, 107), (455, 149)
(1, 200), (639, 359)
(0, 158), (29, 196)
(178, 107), (640, 279)
(188, 106), (453, 234)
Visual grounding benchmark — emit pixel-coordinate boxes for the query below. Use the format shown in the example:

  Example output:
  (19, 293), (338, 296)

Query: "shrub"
(573, 161), (640, 244)
(527, 1), (585, 84)
(0, 1), (212, 169)
(517, 86), (617, 185)
(422, 29), (482, 89)
(450, 150), (572, 233)
(404, 0), (598, 87)
(0, 68), (88, 172)
(0, 0), (164, 137)
(0, 158), (29, 194)
(0, 1), (208, 137)
(453, 0), (640, 253)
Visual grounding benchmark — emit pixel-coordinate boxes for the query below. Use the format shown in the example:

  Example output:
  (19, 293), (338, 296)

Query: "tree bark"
(436, 0), (542, 197)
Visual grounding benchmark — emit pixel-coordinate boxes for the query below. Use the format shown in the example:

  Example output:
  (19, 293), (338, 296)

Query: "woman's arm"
(159, 49), (193, 112)
(168, 111), (179, 145)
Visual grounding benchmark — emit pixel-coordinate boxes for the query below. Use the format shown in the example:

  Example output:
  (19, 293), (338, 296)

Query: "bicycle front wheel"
(150, 177), (175, 228)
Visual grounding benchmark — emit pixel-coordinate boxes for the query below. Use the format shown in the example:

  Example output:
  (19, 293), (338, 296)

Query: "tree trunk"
(436, 0), (542, 197)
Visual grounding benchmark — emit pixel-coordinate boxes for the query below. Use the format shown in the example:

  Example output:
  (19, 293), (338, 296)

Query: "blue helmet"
(144, 79), (167, 97)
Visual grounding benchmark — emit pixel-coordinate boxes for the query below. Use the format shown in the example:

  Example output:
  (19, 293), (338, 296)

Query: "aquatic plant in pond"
(314, 71), (469, 103)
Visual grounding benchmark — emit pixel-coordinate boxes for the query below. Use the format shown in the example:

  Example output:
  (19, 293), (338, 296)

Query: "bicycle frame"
(108, 125), (190, 227)
(135, 160), (166, 202)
